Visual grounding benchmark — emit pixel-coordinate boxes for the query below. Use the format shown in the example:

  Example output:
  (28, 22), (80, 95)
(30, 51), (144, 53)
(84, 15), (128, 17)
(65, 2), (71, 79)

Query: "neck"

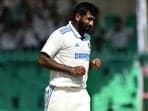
(72, 22), (84, 36)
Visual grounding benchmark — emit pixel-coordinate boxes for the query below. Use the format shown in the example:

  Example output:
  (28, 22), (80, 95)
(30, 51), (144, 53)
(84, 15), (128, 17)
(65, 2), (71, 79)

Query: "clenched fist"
(90, 58), (102, 69)
(70, 66), (86, 76)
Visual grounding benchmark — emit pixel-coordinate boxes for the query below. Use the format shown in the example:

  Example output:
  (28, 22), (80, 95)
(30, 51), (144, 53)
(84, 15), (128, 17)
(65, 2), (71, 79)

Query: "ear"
(75, 13), (81, 22)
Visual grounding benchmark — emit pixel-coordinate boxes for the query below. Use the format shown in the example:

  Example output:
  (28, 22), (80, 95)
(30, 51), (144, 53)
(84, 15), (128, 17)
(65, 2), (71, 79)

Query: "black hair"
(71, 2), (99, 20)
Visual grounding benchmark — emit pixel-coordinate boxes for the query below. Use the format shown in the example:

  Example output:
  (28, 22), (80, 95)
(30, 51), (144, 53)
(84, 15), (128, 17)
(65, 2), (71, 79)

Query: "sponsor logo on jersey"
(74, 53), (90, 60)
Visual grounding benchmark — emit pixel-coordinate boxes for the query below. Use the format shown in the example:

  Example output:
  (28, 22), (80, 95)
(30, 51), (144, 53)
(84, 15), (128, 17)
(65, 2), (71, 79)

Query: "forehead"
(83, 11), (96, 19)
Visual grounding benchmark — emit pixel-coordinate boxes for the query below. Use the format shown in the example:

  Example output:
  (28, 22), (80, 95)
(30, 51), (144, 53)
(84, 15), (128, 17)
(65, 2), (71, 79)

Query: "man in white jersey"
(38, 2), (101, 111)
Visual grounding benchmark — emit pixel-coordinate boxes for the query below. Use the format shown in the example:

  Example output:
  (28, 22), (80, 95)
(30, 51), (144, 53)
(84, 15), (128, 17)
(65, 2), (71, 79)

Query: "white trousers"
(44, 85), (90, 111)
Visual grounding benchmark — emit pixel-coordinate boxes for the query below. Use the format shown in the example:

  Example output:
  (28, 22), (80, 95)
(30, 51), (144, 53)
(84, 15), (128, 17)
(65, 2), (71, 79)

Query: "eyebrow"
(87, 16), (95, 20)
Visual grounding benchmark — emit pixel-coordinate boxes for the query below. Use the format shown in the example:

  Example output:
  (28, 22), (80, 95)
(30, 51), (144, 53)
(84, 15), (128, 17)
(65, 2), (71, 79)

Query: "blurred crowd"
(0, 0), (76, 50)
(0, 0), (135, 54)
(93, 16), (135, 54)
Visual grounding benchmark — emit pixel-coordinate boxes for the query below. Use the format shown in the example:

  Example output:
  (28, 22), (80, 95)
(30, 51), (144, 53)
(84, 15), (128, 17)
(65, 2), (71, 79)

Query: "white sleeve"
(41, 31), (64, 58)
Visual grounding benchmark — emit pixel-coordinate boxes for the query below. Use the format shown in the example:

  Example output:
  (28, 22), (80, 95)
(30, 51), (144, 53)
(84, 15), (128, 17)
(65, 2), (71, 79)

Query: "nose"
(89, 20), (94, 27)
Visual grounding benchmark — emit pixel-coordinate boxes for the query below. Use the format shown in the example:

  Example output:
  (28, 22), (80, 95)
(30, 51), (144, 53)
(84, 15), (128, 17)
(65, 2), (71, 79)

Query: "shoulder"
(50, 25), (72, 38)
(50, 27), (63, 37)
(58, 25), (72, 35)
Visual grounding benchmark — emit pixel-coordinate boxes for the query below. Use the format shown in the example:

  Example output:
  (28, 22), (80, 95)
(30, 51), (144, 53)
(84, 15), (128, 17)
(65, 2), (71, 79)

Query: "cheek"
(84, 20), (90, 25)
(81, 18), (89, 25)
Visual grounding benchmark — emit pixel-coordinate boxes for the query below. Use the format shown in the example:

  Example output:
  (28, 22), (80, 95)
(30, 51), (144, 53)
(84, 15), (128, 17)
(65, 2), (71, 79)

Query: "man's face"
(77, 11), (96, 34)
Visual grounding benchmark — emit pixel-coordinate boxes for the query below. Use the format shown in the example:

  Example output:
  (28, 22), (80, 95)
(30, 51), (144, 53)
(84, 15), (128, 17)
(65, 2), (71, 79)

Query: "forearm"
(38, 53), (72, 74)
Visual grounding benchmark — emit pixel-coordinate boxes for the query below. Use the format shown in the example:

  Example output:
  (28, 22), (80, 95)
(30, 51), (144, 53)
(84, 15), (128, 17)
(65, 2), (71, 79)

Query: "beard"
(78, 20), (93, 35)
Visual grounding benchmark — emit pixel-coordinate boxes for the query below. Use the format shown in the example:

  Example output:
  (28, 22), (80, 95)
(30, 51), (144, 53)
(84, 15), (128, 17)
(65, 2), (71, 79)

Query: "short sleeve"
(41, 31), (64, 58)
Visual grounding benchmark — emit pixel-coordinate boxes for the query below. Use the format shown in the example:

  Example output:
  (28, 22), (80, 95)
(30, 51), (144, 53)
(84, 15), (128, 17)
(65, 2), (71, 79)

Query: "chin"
(85, 29), (92, 34)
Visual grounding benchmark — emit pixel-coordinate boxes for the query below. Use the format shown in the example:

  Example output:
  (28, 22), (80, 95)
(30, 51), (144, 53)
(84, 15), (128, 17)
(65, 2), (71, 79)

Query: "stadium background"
(0, 0), (147, 111)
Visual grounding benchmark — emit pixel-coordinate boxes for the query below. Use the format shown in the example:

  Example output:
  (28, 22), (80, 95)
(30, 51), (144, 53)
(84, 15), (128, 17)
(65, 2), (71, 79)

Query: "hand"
(91, 58), (102, 69)
(70, 66), (86, 76)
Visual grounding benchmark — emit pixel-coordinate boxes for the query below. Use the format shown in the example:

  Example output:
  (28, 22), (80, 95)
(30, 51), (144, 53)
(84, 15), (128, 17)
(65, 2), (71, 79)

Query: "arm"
(38, 52), (86, 76)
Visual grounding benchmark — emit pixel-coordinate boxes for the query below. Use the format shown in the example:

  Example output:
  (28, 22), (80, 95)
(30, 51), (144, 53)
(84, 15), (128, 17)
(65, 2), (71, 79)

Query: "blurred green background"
(0, 0), (147, 111)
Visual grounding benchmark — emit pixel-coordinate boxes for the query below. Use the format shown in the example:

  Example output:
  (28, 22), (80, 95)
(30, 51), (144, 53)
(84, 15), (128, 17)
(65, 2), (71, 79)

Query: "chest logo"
(74, 43), (80, 47)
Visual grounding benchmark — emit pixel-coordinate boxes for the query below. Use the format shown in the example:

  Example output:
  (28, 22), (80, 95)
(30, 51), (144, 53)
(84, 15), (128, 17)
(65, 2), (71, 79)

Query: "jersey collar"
(68, 21), (81, 38)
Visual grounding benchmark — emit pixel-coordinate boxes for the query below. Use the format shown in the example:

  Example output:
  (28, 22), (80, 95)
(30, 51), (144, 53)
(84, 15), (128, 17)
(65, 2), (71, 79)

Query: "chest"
(62, 36), (91, 53)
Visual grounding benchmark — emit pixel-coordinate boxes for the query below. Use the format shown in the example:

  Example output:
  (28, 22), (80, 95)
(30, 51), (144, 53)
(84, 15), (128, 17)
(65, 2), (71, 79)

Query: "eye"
(88, 17), (94, 21)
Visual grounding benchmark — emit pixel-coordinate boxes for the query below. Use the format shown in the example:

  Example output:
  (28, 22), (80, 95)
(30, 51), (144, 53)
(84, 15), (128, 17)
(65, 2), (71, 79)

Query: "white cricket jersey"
(41, 21), (91, 88)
